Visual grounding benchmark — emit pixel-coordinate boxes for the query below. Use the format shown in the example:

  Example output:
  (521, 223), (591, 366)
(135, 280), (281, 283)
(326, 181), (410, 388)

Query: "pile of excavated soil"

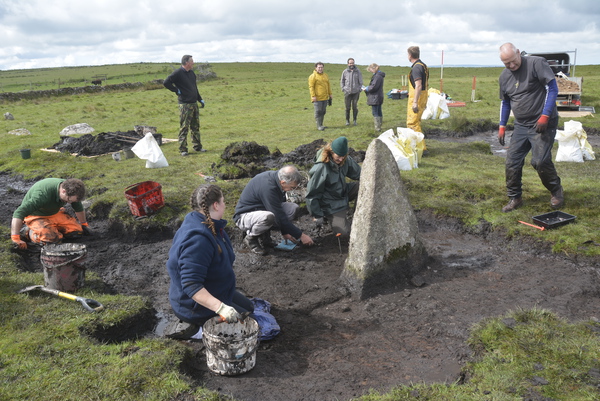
(49, 130), (147, 156)
(557, 77), (580, 92)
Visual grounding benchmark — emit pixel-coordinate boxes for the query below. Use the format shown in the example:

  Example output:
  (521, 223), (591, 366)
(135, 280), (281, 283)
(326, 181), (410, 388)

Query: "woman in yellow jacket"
(308, 62), (332, 131)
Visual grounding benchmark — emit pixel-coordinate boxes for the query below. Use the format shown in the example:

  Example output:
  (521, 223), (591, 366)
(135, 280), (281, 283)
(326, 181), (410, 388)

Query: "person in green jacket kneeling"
(305, 136), (361, 237)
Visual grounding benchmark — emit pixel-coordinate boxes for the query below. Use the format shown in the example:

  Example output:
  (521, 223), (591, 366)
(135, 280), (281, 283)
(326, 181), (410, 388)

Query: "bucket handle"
(125, 181), (146, 192)
(42, 252), (86, 269)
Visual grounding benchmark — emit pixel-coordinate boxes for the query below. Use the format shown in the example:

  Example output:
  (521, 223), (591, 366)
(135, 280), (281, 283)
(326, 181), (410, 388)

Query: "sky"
(1, 0), (599, 71)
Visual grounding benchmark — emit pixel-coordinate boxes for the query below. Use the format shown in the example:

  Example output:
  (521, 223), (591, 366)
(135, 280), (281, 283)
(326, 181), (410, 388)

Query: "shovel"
(17, 285), (104, 312)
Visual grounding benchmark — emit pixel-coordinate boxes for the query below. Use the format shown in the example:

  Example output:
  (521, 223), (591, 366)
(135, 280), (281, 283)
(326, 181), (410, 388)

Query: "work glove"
(328, 98), (332, 106)
(535, 115), (549, 133)
(216, 302), (241, 323)
(11, 235), (27, 250)
(498, 126), (506, 146)
(314, 217), (324, 228)
(81, 222), (93, 236)
(200, 100), (205, 108)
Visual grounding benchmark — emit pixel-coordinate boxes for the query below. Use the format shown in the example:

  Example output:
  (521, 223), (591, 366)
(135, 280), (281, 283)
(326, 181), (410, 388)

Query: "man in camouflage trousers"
(164, 55), (206, 156)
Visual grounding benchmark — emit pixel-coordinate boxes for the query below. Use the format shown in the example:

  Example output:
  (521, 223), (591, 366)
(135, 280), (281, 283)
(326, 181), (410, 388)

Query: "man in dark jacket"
(234, 165), (314, 255)
(340, 58), (363, 126)
(164, 55), (206, 156)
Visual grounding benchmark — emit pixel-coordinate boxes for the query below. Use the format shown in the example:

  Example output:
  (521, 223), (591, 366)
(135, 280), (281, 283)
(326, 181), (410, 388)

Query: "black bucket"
(41, 243), (87, 291)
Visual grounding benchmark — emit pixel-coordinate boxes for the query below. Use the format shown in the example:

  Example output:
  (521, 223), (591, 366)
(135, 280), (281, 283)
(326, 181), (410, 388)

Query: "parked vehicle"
(523, 50), (582, 109)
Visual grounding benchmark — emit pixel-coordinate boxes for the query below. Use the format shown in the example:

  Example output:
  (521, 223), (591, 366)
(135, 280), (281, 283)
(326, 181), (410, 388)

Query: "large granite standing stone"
(340, 138), (427, 299)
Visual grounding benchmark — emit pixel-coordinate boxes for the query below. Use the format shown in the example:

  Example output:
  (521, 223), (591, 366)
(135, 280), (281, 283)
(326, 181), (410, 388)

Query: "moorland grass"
(1, 62), (599, 400)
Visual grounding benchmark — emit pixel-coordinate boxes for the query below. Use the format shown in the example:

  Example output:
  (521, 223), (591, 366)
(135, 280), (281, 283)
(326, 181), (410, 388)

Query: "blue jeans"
(371, 104), (382, 117)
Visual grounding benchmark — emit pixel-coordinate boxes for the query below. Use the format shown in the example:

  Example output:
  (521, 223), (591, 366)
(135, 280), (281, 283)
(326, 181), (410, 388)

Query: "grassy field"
(1, 62), (600, 400)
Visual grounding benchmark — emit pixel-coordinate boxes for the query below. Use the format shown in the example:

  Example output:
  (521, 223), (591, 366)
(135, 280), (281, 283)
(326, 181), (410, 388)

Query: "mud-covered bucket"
(41, 243), (87, 291)
(202, 316), (260, 376)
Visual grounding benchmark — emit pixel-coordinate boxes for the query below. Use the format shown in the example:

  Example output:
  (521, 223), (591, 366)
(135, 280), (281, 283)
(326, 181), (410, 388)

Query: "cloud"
(1, 0), (598, 70)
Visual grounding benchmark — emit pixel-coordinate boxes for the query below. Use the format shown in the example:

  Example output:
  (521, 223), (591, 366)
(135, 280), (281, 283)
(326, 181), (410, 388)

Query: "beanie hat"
(331, 136), (348, 156)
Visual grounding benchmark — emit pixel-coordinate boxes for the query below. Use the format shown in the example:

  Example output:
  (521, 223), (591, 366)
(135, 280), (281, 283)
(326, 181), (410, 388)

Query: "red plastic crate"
(124, 181), (164, 217)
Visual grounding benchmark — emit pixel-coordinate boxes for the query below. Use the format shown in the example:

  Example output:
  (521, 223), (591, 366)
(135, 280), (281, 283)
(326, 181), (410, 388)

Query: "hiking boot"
(165, 321), (201, 341)
(502, 197), (523, 213)
(180, 151), (189, 156)
(550, 186), (564, 209)
(244, 235), (266, 255)
(260, 232), (277, 248)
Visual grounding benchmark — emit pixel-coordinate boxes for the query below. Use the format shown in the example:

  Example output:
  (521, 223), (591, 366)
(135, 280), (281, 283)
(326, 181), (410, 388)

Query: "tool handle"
(56, 291), (77, 301)
(55, 290), (104, 312)
(518, 221), (545, 231)
(75, 297), (104, 312)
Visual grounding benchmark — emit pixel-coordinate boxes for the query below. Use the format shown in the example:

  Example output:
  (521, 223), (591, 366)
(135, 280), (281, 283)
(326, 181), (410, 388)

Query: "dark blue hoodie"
(166, 211), (235, 324)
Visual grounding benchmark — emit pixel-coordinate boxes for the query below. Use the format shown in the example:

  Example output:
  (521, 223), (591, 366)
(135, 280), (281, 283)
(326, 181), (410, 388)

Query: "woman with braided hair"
(166, 184), (253, 340)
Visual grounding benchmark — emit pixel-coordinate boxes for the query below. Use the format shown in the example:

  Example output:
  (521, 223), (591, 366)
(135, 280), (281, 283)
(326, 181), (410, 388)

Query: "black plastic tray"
(532, 211), (576, 229)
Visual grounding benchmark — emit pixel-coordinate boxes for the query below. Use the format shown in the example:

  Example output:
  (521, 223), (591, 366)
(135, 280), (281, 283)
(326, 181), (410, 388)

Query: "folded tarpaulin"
(250, 298), (281, 341)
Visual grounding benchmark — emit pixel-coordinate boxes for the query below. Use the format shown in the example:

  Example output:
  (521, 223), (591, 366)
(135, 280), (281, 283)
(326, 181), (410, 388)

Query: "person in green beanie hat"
(305, 136), (361, 237)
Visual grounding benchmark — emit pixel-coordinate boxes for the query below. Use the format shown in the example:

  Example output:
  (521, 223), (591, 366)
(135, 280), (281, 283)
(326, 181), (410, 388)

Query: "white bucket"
(202, 316), (260, 376)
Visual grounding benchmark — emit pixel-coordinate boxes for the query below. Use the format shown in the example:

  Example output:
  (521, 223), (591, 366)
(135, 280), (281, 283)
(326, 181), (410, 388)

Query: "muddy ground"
(3, 129), (600, 401)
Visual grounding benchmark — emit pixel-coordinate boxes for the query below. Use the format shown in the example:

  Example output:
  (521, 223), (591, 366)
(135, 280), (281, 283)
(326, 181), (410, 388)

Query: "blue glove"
(200, 99), (205, 108)
(176, 89), (181, 95)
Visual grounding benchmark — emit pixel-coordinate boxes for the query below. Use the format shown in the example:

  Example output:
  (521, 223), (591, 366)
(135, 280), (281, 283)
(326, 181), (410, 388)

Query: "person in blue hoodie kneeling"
(166, 184), (253, 340)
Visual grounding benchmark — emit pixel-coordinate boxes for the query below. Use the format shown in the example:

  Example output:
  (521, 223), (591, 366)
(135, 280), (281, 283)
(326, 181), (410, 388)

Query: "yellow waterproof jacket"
(308, 71), (332, 101)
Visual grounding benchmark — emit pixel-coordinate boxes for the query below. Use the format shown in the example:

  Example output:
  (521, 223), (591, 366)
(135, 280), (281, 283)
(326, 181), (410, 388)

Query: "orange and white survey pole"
(440, 50), (444, 93)
(471, 76), (480, 102)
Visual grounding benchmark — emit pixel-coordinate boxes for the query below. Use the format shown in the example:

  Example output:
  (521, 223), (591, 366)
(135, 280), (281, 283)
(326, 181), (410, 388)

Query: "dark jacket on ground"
(305, 149), (361, 218)
(366, 70), (385, 106)
(164, 67), (203, 104)
(233, 170), (302, 239)
(166, 211), (235, 324)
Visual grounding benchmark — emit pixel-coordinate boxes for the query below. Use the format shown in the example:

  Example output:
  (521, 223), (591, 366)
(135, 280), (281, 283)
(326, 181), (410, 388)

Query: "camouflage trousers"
(179, 103), (202, 152)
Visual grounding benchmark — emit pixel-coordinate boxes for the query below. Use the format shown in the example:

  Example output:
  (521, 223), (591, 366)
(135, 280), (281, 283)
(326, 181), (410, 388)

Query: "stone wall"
(0, 82), (147, 102)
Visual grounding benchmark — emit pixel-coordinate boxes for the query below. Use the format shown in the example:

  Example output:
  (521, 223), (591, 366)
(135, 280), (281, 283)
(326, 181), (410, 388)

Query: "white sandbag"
(378, 128), (424, 170)
(422, 88), (450, 120)
(131, 132), (169, 168)
(555, 120), (595, 162)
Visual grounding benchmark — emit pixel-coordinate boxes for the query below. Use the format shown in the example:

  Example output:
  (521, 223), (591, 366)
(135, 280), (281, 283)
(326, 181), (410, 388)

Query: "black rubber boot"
(244, 235), (266, 255)
(260, 231), (277, 248)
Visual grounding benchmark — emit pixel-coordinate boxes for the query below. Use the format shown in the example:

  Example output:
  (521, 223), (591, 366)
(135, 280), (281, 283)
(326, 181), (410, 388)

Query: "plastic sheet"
(250, 298), (281, 341)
